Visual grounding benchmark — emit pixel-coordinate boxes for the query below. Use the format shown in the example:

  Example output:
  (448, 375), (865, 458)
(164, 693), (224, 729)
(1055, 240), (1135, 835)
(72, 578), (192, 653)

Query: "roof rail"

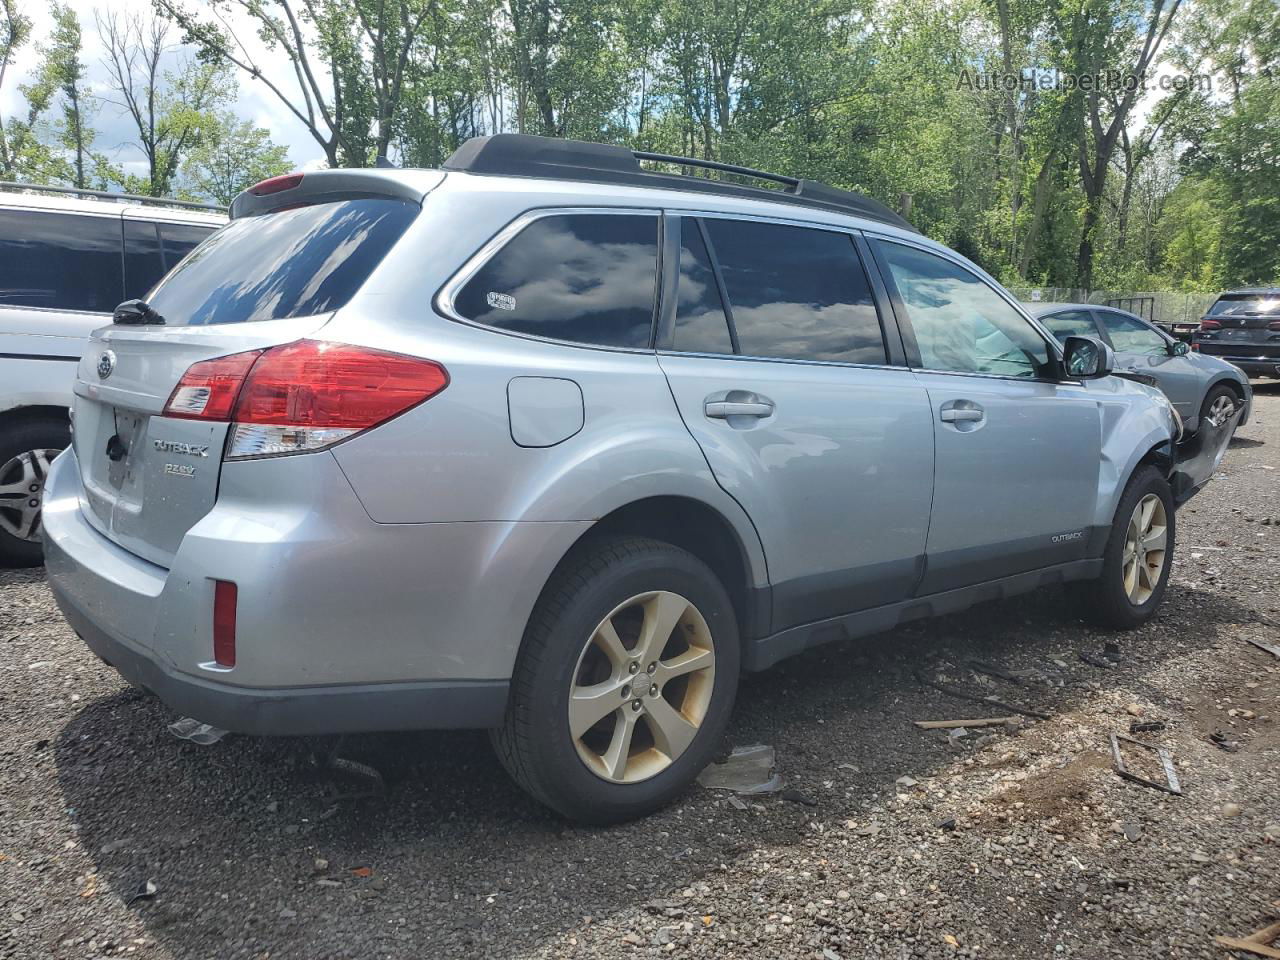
(442, 135), (916, 232)
(0, 180), (224, 212)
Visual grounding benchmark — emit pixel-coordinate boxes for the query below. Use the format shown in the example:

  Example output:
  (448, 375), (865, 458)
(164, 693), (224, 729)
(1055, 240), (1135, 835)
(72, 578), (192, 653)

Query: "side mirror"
(1061, 335), (1114, 380)
(1169, 340), (1191, 357)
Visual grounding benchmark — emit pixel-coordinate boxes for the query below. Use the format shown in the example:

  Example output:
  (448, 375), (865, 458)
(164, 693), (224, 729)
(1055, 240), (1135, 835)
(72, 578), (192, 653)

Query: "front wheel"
(1070, 465), (1175, 629)
(492, 536), (739, 824)
(1199, 384), (1238, 432)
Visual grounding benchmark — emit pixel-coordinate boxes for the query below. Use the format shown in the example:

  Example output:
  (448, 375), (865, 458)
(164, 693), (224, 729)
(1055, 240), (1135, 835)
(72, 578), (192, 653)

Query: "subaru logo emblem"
(97, 350), (116, 380)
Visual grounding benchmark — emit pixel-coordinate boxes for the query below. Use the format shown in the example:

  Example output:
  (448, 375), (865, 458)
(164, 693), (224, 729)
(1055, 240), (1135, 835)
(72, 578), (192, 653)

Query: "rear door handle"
(705, 401), (774, 419)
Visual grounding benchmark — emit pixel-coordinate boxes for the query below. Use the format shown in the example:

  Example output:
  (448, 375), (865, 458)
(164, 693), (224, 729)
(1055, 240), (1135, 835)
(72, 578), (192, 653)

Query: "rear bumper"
(59, 597), (509, 734)
(42, 447), (589, 734)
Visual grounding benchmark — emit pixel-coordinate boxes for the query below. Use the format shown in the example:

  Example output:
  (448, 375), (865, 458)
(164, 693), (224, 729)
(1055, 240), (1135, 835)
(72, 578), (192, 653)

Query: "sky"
(1, 0), (325, 181)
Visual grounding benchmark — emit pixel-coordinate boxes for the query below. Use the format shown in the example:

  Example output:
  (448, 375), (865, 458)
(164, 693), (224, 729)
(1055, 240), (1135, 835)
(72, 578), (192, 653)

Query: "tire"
(492, 536), (740, 824)
(1199, 383), (1238, 433)
(0, 417), (70, 568)
(1070, 465), (1175, 630)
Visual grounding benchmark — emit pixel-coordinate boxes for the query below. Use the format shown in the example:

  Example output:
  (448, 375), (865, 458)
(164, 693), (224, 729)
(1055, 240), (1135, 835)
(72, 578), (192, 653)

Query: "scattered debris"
(936, 817), (957, 831)
(1129, 720), (1166, 734)
(1124, 703), (1144, 717)
(914, 670), (1051, 720)
(1222, 802), (1243, 818)
(726, 794), (749, 811)
(1213, 903), (1280, 959)
(1209, 730), (1241, 753)
(966, 661), (1026, 684)
(781, 789), (817, 807)
(351, 866), (373, 878)
(1109, 733), (1182, 796)
(1079, 651), (1115, 669)
(947, 727), (969, 741)
(126, 879), (157, 907)
(1122, 823), (1142, 842)
(913, 717), (1016, 730)
(166, 717), (228, 746)
(697, 744), (782, 795)
(895, 775), (919, 787)
(1103, 641), (1122, 662)
(1245, 637), (1280, 659)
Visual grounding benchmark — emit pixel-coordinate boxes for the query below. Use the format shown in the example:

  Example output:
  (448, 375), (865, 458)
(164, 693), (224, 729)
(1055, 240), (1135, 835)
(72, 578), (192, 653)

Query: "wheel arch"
(0, 404), (70, 433)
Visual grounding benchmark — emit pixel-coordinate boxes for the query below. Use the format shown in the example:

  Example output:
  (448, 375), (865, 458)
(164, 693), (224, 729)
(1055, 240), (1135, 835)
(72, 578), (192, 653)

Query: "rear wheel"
(492, 536), (739, 823)
(1199, 384), (1238, 432)
(1070, 465), (1174, 629)
(0, 418), (70, 567)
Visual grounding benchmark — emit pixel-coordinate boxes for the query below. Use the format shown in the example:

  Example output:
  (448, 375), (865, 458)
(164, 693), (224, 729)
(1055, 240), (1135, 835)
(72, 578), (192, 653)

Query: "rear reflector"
(250, 172), (304, 196)
(162, 340), (449, 459)
(213, 580), (237, 668)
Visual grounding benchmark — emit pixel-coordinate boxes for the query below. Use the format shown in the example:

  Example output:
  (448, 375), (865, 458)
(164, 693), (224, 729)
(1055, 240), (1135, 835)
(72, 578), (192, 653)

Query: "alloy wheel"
(568, 590), (716, 784)
(1122, 493), (1167, 605)
(0, 449), (58, 542)
(1205, 394), (1235, 429)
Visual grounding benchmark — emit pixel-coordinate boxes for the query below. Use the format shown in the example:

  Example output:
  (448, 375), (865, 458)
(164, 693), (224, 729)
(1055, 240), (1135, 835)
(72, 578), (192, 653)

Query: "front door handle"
(705, 400), (774, 419)
(939, 400), (985, 426)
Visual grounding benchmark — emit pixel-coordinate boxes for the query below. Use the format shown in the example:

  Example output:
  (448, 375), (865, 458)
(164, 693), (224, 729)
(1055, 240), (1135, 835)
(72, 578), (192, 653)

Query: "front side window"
(1097, 311), (1167, 356)
(1039, 309), (1098, 342)
(0, 209), (123, 312)
(146, 197), (417, 326)
(876, 241), (1052, 378)
(454, 213), (659, 348)
(701, 218), (886, 364)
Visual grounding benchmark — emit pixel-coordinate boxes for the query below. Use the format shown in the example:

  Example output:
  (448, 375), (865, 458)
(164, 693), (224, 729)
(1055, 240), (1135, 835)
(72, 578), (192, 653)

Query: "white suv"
(0, 184), (223, 564)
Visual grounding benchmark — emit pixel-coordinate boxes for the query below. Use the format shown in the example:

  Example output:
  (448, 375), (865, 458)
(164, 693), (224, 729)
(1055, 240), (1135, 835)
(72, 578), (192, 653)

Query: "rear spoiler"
(228, 169), (443, 220)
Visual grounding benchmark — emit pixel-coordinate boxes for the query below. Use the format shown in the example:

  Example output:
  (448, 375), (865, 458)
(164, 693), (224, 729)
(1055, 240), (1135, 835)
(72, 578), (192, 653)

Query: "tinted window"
(455, 214), (658, 348)
(1039, 309), (1098, 342)
(158, 223), (213, 270)
(145, 198), (416, 325)
(0, 209), (123, 312)
(672, 220), (733, 354)
(877, 242), (1051, 378)
(125, 220), (218, 299)
(702, 219), (885, 364)
(1210, 294), (1280, 316)
(1097, 311), (1167, 355)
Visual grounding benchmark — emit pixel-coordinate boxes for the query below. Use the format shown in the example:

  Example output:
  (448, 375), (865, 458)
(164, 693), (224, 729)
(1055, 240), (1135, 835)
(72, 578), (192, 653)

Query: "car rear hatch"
(72, 170), (437, 568)
(1197, 293), (1280, 361)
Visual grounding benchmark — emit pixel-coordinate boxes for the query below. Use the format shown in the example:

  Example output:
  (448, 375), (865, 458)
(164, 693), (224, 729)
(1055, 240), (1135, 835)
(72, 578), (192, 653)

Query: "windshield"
(1209, 294), (1280, 316)
(145, 197), (418, 325)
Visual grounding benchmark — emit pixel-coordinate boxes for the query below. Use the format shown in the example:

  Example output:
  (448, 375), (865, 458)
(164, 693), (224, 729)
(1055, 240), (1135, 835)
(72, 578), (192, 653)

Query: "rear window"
(0, 209), (123, 312)
(452, 213), (659, 348)
(145, 197), (417, 325)
(1210, 294), (1280, 316)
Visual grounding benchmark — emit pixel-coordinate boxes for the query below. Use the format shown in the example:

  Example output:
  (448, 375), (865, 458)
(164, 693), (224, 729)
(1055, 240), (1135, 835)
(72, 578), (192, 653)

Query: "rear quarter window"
(144, 197), (417, 325)
(451, 213), (659, 349)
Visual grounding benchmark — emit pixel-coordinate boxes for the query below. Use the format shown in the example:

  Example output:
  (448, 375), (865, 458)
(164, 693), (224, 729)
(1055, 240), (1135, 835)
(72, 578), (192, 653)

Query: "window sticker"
(486, 291), (516, 311)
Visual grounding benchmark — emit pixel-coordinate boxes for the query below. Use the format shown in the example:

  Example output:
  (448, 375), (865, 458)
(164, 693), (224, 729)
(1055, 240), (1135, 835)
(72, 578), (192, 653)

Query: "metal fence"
(1009, 286), (1217, 329)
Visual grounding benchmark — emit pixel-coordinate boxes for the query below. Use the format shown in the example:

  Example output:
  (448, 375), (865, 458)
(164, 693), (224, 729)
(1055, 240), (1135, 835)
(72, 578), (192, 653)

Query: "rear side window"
(145, 197), (417, 325)
(453, 213), (659, 348)
(672, 220), (734, 355)
(701, 218), (886, 365)
(0, 209), (123, 312)
(124, 220), (218, 298)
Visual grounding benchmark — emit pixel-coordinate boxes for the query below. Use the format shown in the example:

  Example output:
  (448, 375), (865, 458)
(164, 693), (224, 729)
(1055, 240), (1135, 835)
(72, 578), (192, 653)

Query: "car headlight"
(1169, 404), (1184, 442)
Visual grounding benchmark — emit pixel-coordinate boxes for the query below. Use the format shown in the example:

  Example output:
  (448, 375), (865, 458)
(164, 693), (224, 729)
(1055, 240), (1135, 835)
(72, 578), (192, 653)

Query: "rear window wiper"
(113, 299), (167, 325)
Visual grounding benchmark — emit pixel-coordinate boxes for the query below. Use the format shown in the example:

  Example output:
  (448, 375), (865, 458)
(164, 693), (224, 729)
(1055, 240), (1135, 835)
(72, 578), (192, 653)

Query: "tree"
(27, 3), (94, 187)
(98, 11), (233, 196)
(180, 111), (290, 203)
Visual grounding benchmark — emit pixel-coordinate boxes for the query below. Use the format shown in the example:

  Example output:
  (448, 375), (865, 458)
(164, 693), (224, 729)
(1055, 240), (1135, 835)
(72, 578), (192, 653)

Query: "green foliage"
(180, 111), (291, 203)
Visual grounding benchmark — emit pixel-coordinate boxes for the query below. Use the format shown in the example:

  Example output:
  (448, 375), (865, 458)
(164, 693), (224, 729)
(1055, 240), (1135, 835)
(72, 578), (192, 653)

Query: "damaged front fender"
(1169, 403), (1243, 506)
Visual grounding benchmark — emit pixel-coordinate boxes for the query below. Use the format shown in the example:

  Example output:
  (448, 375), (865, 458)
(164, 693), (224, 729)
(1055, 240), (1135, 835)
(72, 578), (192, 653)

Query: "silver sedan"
(1030, 302), (1252, 434)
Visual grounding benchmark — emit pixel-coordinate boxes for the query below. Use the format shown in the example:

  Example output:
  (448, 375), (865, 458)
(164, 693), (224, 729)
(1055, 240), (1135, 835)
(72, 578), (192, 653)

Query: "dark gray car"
(1030, 302), (1252, 434)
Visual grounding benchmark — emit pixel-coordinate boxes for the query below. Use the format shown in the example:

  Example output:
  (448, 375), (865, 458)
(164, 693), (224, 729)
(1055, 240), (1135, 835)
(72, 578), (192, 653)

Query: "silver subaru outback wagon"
(43, 135), (1231, 823)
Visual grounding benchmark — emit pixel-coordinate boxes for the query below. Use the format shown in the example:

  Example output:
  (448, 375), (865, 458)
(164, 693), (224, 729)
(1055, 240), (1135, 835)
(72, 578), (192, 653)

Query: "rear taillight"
(163, 340), (448, 459)
(164, 351), (264, 420)
(1268, 320), (1280, 332)
(1199, 318), (1221, 331)
(213, 580), (237, 668)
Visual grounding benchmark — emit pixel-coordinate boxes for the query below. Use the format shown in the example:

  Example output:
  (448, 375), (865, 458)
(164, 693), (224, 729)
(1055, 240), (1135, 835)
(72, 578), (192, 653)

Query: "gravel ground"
(2, 384), (1277, 960)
